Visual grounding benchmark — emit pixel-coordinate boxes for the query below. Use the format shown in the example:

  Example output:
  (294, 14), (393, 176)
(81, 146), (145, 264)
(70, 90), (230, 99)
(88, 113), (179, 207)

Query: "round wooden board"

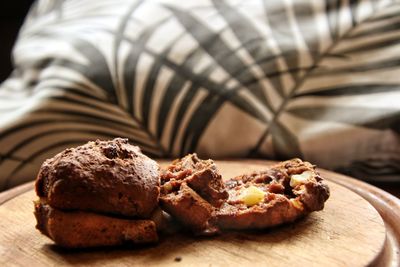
(0, 161), (394, 267)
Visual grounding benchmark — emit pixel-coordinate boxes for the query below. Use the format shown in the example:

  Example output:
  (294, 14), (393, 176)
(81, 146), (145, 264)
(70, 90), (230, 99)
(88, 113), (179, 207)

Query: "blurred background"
(0, 1), (33, 81)
(0, 0), (400, 196)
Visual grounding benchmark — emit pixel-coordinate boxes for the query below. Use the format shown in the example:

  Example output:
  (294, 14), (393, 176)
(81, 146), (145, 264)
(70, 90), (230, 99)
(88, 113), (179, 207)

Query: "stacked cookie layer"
(34, 138), (160, 248)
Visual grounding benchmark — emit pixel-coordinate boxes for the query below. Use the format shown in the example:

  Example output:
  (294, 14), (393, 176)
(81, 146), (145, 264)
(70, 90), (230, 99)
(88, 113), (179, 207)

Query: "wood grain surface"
(0, 161), (396, 267)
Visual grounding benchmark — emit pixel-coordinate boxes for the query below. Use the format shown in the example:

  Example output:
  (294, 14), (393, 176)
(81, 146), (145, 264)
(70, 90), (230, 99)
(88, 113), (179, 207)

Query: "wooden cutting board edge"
(0, 160), (399, 266)
(319, 168), (400, 267)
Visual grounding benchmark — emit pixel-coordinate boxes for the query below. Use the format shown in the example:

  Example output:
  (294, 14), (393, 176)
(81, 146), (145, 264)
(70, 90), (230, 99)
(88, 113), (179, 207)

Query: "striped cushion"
(0, 0), (399, 190)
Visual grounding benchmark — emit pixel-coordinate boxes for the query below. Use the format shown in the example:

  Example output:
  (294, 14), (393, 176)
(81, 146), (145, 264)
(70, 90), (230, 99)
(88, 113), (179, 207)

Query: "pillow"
(1, 0), (399, 190)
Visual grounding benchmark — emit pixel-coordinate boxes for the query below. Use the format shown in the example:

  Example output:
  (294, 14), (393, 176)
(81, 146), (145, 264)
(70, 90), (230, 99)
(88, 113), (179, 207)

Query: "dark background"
(0, 1), (34, 82)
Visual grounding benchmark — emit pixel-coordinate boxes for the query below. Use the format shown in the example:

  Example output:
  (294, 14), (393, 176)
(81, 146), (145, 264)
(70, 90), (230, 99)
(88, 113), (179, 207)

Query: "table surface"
(0, 160), (399, 267)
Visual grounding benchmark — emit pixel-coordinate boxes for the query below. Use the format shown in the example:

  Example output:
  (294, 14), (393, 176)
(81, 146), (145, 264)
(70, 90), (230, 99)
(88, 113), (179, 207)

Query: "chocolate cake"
(34, 140), (330, 247)
(159, 154), (228, 235)
(34, 138), (160, 247)
(35, 138), (159, 218)
(34, 202), (158, 248)
(215, 158), (330, 230)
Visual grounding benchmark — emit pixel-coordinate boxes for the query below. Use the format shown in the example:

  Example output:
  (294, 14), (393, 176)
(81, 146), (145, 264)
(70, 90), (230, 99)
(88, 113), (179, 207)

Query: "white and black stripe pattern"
(1, 0), (400, 189)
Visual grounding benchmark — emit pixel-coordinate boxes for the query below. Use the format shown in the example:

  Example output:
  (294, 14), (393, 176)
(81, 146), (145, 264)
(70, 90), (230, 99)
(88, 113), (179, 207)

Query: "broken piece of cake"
(159, 153), (228, 235)
(34, 138), (160, 248)
(160, 156), (329, 234)
(216, 158), (330, 230)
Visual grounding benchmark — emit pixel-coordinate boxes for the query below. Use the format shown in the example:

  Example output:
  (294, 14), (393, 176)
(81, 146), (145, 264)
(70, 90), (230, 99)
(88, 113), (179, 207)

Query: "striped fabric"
(1, 0), (400, 190)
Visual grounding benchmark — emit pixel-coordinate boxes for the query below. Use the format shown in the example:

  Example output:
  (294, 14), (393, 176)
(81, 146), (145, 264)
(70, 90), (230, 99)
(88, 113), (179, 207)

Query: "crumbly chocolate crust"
(216, 158), (330, 230)
(35, 138), (160, 218)
(34, 202), (158, 248)
(159, 154), (227, 235)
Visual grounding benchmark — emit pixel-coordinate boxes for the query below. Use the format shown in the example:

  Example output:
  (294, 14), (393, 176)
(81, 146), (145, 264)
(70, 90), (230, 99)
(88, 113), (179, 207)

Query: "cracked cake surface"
(159, 156), (329, 234)
(216, 158), (330, 230)
(159, 154), (228, 235)
(34, 138), (161, 248)
(35, 138), (160, 218)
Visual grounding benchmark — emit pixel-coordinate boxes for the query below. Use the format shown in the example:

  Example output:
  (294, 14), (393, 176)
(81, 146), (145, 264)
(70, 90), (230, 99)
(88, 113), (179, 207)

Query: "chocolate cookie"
(34, 202), (158, 248)
(216, 158), (330, 230)
(35, 138), (160, 218)
(159, 154), (228, 235)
